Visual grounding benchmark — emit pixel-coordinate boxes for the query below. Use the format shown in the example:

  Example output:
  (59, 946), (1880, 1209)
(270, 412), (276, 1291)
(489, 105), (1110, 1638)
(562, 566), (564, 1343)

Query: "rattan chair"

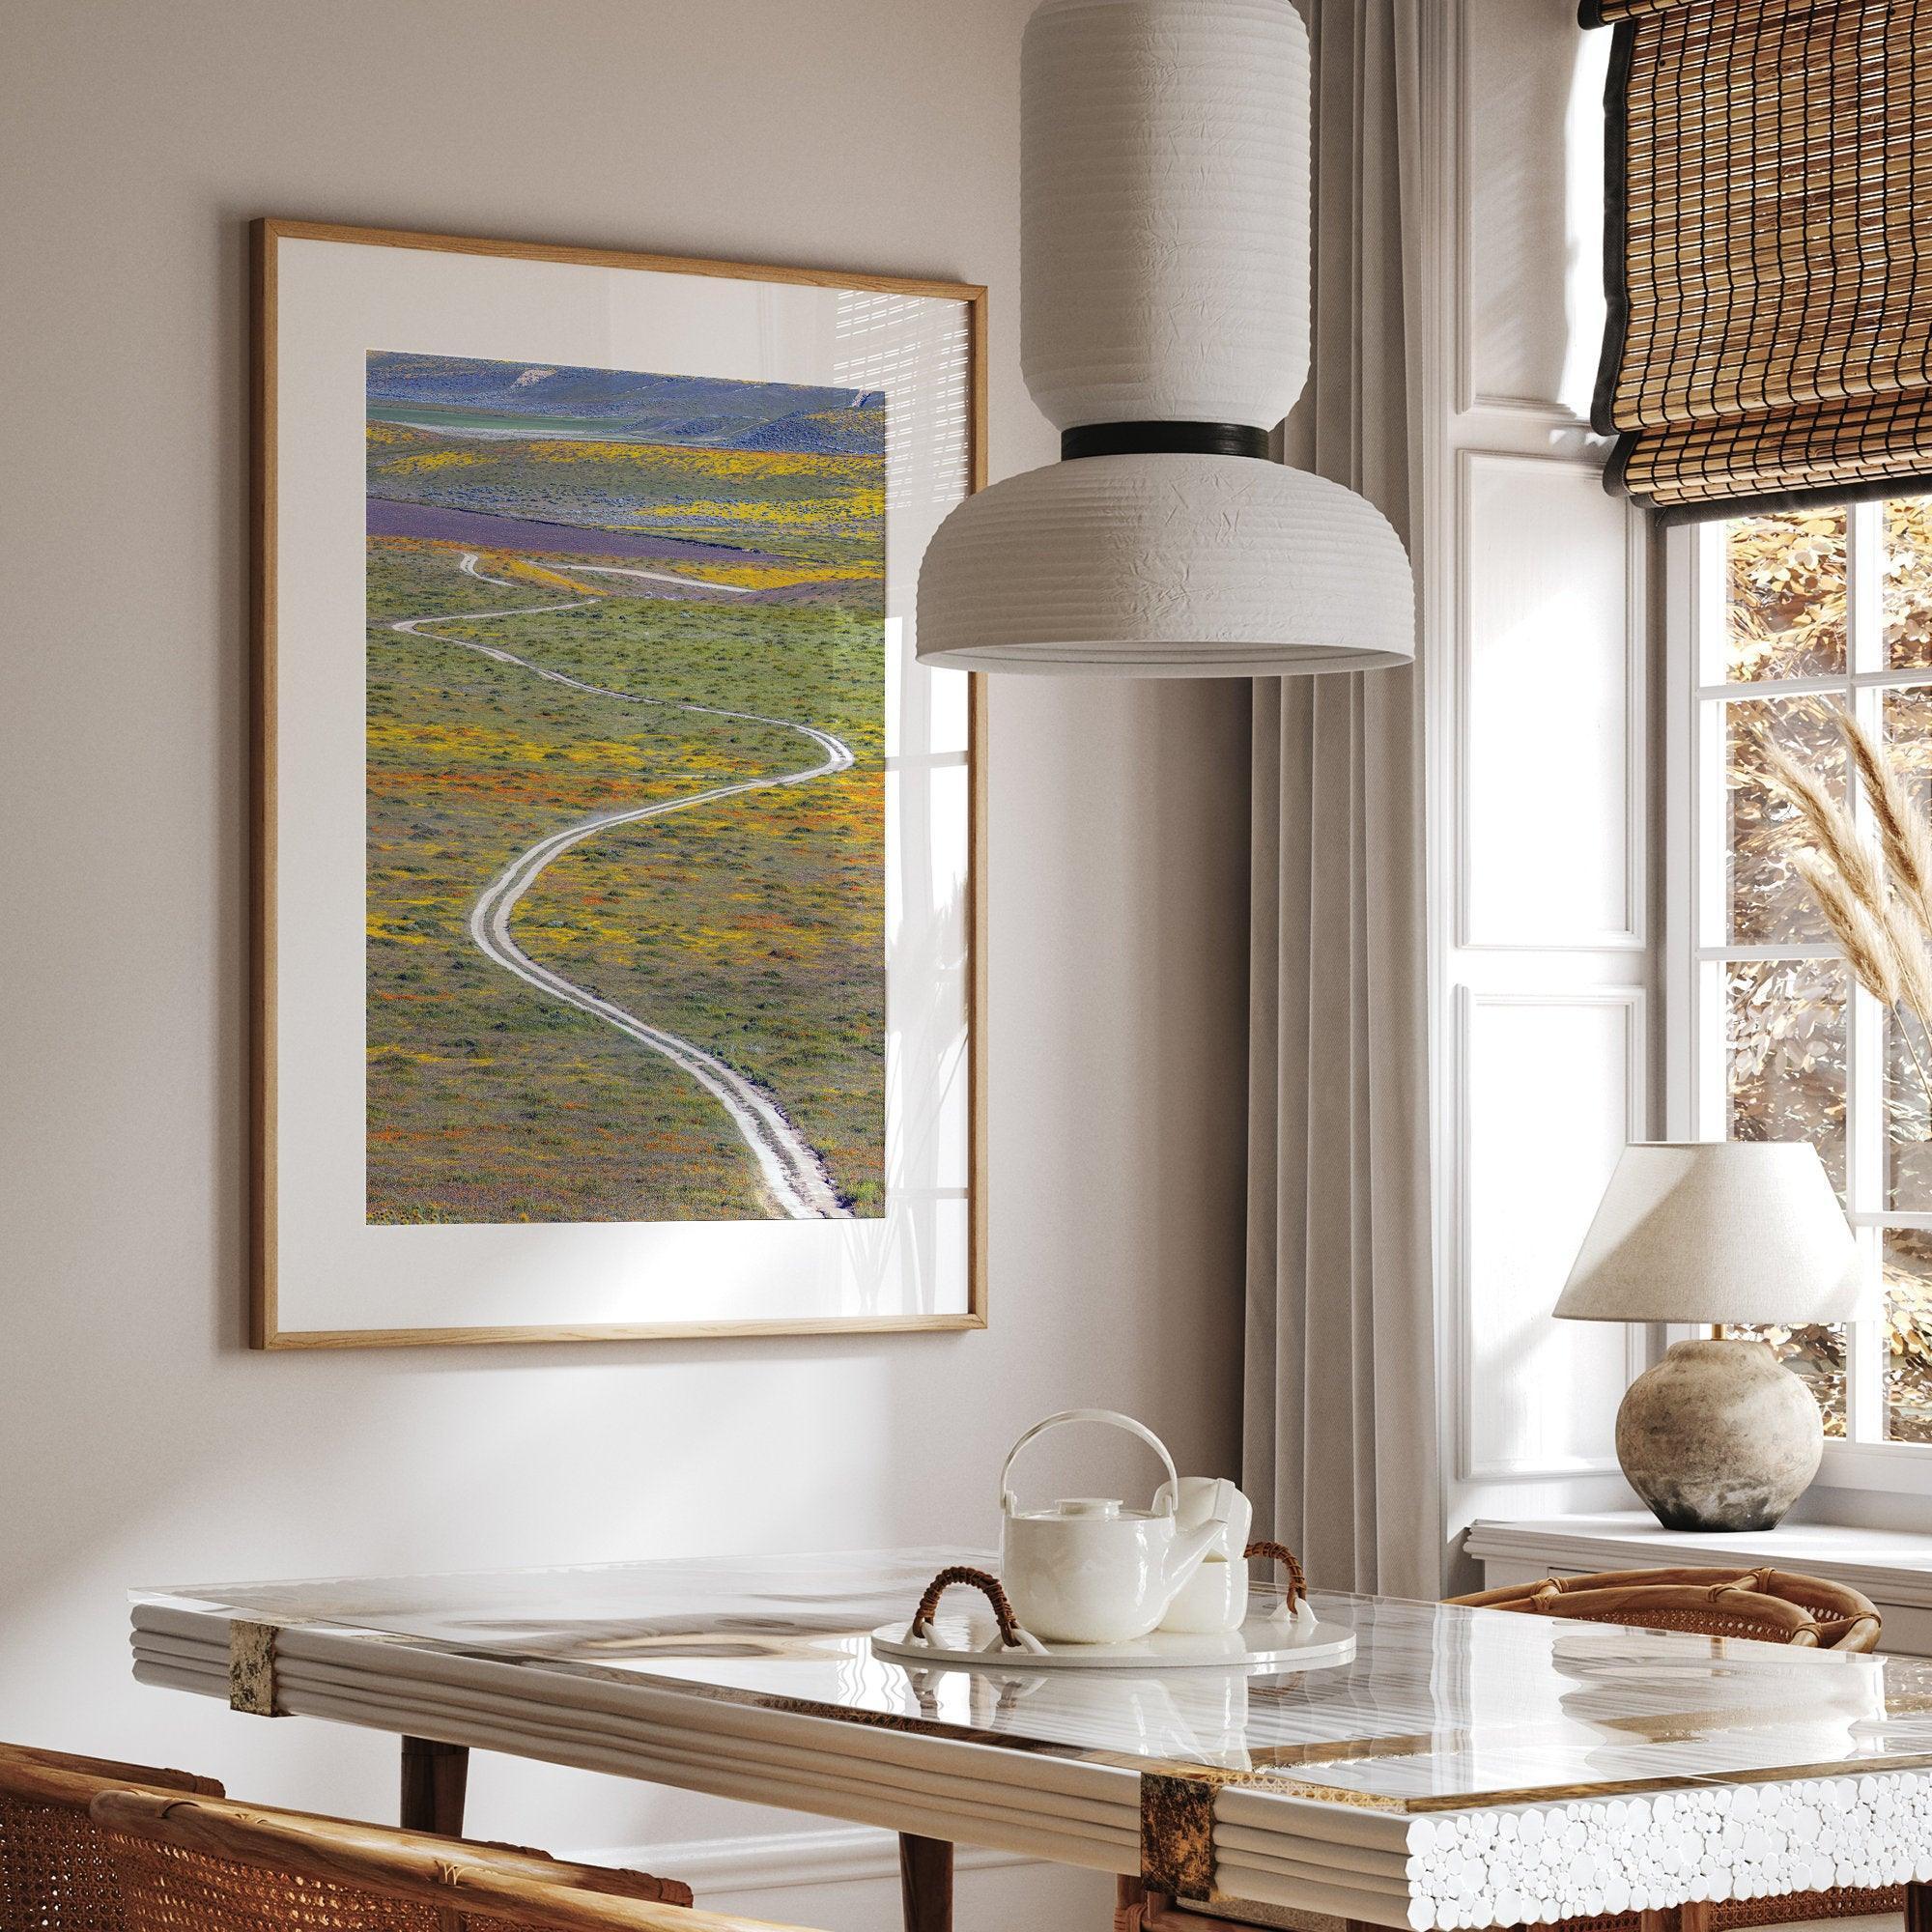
(1445, 1564), (1883, 1653)
(1443, 1566), (1889, 1932)
(1117, 1564), (1893, 1932)
(0, 1743), (224, 1932)
(85, 1787), (791, 1932)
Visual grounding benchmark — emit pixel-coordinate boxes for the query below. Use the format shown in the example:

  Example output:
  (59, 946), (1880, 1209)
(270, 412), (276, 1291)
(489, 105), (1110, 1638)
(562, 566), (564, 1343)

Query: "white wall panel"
(1426, 0), (1652, 1585)
(1461, 452), (1638, 950)
(1460, 990), (1644, 1479)
(1460, 0), (1608, 419)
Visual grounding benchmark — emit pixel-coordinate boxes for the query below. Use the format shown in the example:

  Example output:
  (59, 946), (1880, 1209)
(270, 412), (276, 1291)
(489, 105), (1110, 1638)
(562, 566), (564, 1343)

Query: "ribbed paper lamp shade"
(1021, 0), (1309, 430)
(916, 0), (1415, 677)
(918, 456), (1412, 675)
(1553, 1142), (1863, 1327)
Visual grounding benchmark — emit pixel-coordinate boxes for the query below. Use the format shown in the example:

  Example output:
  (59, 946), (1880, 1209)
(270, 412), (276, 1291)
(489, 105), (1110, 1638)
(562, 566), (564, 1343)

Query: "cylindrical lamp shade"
(1554, 1142), (1864, 1326)
(1022, 0), (1311, 429)
(917, 454), (1413, 674)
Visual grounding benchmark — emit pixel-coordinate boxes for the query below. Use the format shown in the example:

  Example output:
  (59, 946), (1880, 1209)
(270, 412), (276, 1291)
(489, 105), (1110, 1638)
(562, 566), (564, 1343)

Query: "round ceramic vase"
(1616, 1338), (1823, 1532)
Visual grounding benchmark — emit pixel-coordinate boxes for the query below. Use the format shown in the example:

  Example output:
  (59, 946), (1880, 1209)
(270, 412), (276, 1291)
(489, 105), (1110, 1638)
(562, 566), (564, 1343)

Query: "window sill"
(1463, 1511), (1932, 1653)
(1808, 1436), (1932, 1495)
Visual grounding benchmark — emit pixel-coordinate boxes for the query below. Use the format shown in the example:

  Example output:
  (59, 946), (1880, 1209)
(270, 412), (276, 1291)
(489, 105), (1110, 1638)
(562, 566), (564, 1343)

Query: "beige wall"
(0, 0), (1250, 1892)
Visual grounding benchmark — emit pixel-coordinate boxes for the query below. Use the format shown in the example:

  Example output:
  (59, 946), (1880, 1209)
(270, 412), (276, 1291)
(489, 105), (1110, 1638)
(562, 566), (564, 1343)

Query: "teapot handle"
(999, 1408), (1181, 1518)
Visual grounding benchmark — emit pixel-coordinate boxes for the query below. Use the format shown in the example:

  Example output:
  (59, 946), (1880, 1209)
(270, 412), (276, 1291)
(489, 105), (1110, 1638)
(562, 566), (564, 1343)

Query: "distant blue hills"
(366, 351), (885, 454)
(718, 410), (887, 455)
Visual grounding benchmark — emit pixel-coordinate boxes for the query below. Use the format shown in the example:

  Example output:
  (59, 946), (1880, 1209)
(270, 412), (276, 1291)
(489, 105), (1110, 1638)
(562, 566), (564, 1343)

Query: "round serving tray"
(869, 1610), (1355, 1672)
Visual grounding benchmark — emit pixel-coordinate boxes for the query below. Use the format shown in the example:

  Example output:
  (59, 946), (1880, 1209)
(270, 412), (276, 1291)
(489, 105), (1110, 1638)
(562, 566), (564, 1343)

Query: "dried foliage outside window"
(1726, 698), (1844, 946)
(1726, 510), (1848, 684)
(1694, 501), (1932, 1445)
(1885, 498), (1932, 670)
(1723, 956), (1847, 1189)
(1749, 691), (1932, 1435)
(1887, 1228), (1932, 1443)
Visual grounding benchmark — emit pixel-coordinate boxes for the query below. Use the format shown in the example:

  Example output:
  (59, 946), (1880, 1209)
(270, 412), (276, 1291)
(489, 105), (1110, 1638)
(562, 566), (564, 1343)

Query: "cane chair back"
(1447, 1565), (1881, 1652)
(1440, 1570), (1885, 1932)
(0, 1743), (223, 1932)
(88, 1789), (797, 1932)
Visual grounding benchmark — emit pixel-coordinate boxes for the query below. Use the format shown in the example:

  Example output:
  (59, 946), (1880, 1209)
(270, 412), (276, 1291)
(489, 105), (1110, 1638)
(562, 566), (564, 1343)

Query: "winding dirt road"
(384, 551), (854, 1219)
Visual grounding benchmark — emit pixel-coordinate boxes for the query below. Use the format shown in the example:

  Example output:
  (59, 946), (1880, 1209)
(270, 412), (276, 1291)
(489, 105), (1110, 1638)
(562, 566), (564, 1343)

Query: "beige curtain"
(1242, 0), (1439, 1602)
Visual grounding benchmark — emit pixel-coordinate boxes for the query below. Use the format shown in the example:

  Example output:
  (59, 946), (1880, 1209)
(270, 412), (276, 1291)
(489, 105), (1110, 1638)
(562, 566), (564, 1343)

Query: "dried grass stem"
(1757, 709), (1932, 1118)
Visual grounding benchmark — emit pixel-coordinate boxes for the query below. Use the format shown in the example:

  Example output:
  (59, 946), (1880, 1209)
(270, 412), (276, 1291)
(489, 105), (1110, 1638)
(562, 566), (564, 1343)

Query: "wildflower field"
(363, 354), (887, 1225)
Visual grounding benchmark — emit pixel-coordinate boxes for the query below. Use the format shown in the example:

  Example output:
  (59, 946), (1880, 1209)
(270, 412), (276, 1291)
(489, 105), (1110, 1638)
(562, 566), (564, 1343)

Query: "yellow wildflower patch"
(638, 492), (883, 526)
(367, 718), (656, 773)
(519, 441), (870, 484)
(640, 557), (884, 589)
(366, 914), (432, 946)
(491, 554), (607, 594)
(379, 449), (490, 474)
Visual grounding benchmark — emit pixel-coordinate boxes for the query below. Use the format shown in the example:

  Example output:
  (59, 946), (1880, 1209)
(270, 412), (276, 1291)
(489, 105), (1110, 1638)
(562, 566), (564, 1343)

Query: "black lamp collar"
(1060, 420), (1270, 462)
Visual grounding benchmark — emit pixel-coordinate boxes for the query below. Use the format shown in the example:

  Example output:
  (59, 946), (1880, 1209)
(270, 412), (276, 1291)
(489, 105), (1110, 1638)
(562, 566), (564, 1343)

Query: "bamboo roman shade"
(1583, 0), (1932, 519)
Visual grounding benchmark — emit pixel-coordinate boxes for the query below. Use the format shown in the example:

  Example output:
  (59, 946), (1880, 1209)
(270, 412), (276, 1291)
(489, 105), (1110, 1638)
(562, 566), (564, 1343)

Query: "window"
(1674, 498), (1932, 1473)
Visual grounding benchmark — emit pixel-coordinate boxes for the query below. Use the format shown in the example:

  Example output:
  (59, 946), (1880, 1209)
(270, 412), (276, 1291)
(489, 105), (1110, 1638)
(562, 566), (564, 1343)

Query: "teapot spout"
(1160, 1520), (1224, 1596)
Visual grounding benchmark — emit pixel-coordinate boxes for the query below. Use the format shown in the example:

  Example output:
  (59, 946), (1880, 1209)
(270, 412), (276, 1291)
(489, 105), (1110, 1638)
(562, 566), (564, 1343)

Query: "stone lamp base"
(1615, 1338), (1824, 1532)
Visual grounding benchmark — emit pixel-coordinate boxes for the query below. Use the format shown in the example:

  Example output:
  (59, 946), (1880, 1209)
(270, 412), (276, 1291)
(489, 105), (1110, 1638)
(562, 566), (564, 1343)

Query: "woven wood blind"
(1583, 0), (1932, 520)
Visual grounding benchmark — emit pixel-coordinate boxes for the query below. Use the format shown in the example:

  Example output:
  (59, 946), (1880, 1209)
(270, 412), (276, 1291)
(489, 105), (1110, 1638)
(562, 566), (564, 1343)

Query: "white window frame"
(1665, 505), (1932, 1495)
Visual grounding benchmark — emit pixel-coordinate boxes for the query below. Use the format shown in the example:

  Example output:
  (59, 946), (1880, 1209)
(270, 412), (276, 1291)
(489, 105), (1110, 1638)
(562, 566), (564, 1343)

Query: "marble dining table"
(128, 1548), (1932, 1932)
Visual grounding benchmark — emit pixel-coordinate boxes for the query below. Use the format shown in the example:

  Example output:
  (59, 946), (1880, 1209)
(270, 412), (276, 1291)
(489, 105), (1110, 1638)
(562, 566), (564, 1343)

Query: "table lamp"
(1553, 1142), (1862, 1532)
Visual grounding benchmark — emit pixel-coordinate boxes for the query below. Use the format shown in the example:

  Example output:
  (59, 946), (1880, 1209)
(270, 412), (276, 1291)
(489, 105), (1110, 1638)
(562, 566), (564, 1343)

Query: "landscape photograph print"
(363, 349), (888, 1227)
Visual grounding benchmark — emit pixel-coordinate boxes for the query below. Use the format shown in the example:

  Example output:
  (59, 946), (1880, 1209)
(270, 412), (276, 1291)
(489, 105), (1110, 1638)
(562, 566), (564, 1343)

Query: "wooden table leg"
(400, 1736), (469, 1836)
(1909, 1882), (1932, 1932)
(1115, 1875), (1148, 1932)
(897, 1833), (952, 1932)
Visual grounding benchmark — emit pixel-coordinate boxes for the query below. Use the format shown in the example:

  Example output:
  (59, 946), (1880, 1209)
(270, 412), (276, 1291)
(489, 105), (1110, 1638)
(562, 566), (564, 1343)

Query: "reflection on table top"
(133, 1547), (1932, 1809)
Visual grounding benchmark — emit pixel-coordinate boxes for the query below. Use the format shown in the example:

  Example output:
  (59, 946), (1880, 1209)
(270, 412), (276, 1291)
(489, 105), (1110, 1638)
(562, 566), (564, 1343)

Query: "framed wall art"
(251, 219), (985, 1347)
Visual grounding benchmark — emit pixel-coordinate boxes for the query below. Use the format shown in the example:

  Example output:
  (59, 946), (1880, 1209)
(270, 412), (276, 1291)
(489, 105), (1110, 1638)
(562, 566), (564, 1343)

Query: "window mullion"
(1847, 503), (1886, 1442)
(1849, 1226), (1885, 1442)
(1852, 498), (1884, 678)
(1848, 961), (1886, 1442)
(1694, 696), (1724, 959)
(1694, 519), (1725, 688)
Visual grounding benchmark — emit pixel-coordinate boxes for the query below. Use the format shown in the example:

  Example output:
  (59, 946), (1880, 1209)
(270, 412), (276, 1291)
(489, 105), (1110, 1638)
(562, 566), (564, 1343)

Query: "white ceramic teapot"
(998, 1410), (1230, 1643)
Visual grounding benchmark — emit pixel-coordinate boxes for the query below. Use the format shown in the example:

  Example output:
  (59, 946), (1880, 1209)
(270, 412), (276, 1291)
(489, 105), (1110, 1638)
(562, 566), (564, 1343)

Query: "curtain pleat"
(1242, 0), (1438, 1603)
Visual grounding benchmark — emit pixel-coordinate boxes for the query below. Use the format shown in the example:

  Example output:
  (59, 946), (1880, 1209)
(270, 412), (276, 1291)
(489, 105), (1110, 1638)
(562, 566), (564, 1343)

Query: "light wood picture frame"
(251, 219), (986, 1348)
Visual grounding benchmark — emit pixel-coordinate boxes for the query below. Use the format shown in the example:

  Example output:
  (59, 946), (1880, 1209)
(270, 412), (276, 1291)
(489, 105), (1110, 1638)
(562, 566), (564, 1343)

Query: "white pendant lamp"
(916, 0), (1415, 677)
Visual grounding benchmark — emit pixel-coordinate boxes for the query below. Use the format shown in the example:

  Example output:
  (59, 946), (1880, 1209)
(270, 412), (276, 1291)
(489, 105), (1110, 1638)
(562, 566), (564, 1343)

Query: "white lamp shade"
(916, 453), (1414, 674)
(1553, 1141), (1863, 1326)
(1021, 0), (1311, 429)
(916, 0), (1414, 678)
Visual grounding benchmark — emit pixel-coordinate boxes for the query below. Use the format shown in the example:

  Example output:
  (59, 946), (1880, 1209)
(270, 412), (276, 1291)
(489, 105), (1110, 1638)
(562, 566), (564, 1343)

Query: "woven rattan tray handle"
(908, 1566), (1032, 1649)
(1246, 1539), (1308, 1612)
